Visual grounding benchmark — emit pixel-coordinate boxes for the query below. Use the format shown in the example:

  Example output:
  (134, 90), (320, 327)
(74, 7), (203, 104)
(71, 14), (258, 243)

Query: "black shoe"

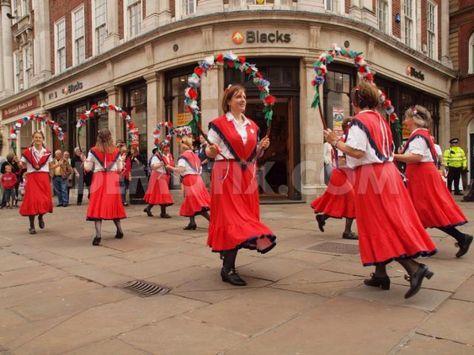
(364, 273), (390, 290)
(160, 213), (171, 219)
(77, 202), (82, 206)
(456, 234), (473, 258)
(92, 236), (101, 246)
(221, 268), (247, 286)
(115, 231), (124, 239)
(28, 228), (36, 235)
(454, 192), (463, 196)
(144, 208), (153, 217)
(183, 223), (197, 230)
(38, 217), (45, 229)
(123, 202), (128, 206)
(404, 264), (434, 299)
(315, 214), (326, 232)
(342, 232), (358, 240)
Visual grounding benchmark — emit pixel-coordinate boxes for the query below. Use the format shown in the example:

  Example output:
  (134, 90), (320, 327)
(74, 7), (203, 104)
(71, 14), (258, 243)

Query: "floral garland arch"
(76, 103), (139, 149)
(152, 121), (174, 148)
(311, 44), (399, 133)
(183, 52), (276, 137)
(9, 113), (65, 151)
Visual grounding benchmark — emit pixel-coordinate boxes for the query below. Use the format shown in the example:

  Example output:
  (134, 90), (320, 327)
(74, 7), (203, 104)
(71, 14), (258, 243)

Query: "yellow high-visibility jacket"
(443, 146), (467, 169)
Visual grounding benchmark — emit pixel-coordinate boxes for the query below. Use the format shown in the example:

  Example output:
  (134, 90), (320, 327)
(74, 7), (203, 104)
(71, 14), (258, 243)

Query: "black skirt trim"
(362, 249), (437, 267)
(211, 234), (277, 254)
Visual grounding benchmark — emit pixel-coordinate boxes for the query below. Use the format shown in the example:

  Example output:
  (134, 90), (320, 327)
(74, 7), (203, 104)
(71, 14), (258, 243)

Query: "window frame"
(325, 0), (334, 11)
(125, 0), (142, 39)
(183, 0), (197, 15)
(55, 18), (67, 74)
(403, 0), (415, 48)
(24, 44), (32, 89)
(377, 0), (390, 34)
(426, 1), (437, 59)
(92, 0), (107, 56)
(72, 5), (86, 66)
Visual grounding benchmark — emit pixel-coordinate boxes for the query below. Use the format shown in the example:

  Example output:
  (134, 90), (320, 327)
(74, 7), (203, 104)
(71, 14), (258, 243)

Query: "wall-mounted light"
(395, 13), (401, 24)
(173, 44), (179, 52)
(344, 40), (350, 48)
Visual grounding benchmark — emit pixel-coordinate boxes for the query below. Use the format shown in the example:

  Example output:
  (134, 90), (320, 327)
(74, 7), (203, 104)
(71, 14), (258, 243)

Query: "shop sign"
(176, 112), (192, 127)
(2, 96), (39, 119)
(406, 66), (425, 81)
(232, 30), (291, 45)
(62, 81), (84, 95)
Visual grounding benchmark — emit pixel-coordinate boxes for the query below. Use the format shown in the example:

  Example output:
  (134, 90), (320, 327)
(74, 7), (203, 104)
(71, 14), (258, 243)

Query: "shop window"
(469, 33), (474, 74)
(124, 85), (147, 156)
(403, 0), (415, 48)
(53, 110), (69, 152)
(94, 0), (107, 55)
(377, 0), (389, 34)
(55, 18), (66, 73)
(19, 121), (33, 151)
(324, 70), (353, 133)
(73, 6), (85, 66)
(126, 0), (141, 38)
(427, 2), (437, 59)
(74, 105), (88, 150)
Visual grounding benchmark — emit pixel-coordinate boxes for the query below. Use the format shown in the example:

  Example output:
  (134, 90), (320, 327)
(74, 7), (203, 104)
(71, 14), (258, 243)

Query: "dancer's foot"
(38, 216), (45, 229)
(342, 232), (358, 240)
(92, 236), (101, 246)
(364, 273), (390, 290)
(115, 231), (124, 239)
(221, 268), (247, 286)
(315, 214), (326, 232)
(160, 213), (171, 219)
(143, 207), (153, 217)
(404, 264), (434, 299)
(183, 223), (197, 230)
(28, 228), (36, 235)
(456, 234), (473, 258)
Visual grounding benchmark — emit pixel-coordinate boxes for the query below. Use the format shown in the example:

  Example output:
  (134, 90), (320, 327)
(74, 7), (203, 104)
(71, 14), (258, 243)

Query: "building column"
(103, 0), (120, 51)
(1, 0), (14, 96)
(0, 6), (4, 94)
(143, 0), (159, 31)
(200, 67), (219, 134)
(32, 0), (51, 84)
(300, 58), (325, 199)
(145, 72), (160, 157)
(439, 98), (451, 151)
(158, 0), (171, 25)
(440, 0), (452, 67)
(297, 0), (323, 12)
(197, 0), (224, 15)
(106, 86), (121, 142)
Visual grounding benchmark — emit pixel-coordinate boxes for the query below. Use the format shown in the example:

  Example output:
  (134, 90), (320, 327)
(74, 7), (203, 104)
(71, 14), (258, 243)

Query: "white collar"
(226, 112), (250, 126)
(32, 146), (45, 154)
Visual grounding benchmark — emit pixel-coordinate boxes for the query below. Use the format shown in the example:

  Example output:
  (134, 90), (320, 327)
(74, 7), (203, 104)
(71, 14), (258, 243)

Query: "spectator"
(119, 146), (132, 206)
(51, 150), (68, 207)
(197, 135), (212, 188)
(72, 147), (87, 205)
(62, 151), (74, 205)
(1, 164), (17, 208)
(1, 153), (21, 208)
(443, 138), (467, 195)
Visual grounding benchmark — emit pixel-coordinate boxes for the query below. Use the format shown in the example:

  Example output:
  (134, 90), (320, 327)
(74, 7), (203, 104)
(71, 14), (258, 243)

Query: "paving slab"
(0, 251), (42, 272)
(66, 338), (150, 355)
(0, 264), (68, 289)
(14, 295), (207, 354)
(119, 315), (247, 355)
(452, 276), (474, 302)
(237, 256), (314, 282)
(62, 264), (131, 287)
(276, 249), (336, 266)
(225, 296), (427, 355)
(397, 334), (474, 354)
(417, 299), (474, 345)
(186, 288), (324, 336)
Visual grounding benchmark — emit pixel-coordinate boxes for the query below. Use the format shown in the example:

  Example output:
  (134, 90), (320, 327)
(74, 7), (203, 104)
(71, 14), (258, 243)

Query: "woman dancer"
(167, 136), (210, 230)
(84, 128), (126, 246)
(143, 141), (174, 218)
(206, 84), (276, 286)
(324, 82), (436, 299)
(312, 118), (357, 240)
(394, 105), (472, 257)
(19, 131), (53, 234)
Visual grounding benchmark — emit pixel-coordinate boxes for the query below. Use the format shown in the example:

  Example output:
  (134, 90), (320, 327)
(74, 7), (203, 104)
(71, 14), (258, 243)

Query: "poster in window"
(332, 107), (344, 137)
(176, 112), (192, 127)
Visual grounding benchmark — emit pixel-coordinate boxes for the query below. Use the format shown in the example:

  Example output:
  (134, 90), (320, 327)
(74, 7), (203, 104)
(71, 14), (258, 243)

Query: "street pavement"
(0, 194), (473, 354)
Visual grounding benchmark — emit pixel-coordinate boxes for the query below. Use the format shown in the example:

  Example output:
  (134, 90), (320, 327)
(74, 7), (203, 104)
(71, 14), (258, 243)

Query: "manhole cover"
(121, 280), (171, 297)
(308, 242), (359, 255)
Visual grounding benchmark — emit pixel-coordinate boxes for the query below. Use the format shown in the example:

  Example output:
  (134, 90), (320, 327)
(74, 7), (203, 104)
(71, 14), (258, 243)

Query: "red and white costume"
(345, 110), (436, 266)
(311, 138), (356, 219)
(403, 128), (467, 228)
(177, 150), (210, 217)
(19, 147), (53, 216)
(144, 152), (174, 206)
(207, 113), (276, 253)
(86, 147), (126, 221)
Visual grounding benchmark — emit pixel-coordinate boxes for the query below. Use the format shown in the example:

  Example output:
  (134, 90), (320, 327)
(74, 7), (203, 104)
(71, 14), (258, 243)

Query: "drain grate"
(121, 280), (171, 297)
(308, 242), (359, 255)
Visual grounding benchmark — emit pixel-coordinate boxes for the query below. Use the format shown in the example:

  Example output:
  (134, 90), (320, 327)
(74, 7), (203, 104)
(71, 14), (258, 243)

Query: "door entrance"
(246, 97), (295, 199)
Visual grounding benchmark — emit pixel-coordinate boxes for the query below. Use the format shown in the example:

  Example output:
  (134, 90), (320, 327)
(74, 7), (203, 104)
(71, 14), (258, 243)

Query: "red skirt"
(144, 171), (173, 206)
(180, 174), (210, 217)
(87, 171), (126, 221)
(406, 162), (467, 228)
(19, 172), (53, 216)
(311, 168), (355, 219)
(353, 163), (436, 266)
(207, 161), (276, 253)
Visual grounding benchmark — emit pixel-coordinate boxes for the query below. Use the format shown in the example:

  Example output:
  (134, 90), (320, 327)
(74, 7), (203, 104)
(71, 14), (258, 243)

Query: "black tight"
(222, 248), (238, 272)
(438, 226), (466, 243)
(374, 259), (420, 278)
(94, 219), (122, 238)
(28, 215), (35, 229)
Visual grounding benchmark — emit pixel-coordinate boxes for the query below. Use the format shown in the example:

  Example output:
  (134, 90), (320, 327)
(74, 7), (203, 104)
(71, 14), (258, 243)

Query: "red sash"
(90, 147), (121, 171)
(209, 114), (259, 164)
(350, 111), (393, 161)
(22, 147), (52, 170)
(163, 152), (175, 167)
(178, 150), (201, 173)
(402, 129), (438, 165)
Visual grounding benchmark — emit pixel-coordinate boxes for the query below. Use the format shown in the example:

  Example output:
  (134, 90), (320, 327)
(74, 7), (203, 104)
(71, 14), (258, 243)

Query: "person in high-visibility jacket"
(443, 138), (467, 195)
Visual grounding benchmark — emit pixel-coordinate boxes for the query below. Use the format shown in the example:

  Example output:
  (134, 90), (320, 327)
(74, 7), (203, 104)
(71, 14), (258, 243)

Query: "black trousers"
(447, 167), (462, 193)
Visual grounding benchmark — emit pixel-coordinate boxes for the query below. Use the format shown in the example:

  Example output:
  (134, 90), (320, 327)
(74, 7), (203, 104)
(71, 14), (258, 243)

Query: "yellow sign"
(256, 0), (266, 4)
(232, 32), (244, 45)
(176, 112), (192, 127)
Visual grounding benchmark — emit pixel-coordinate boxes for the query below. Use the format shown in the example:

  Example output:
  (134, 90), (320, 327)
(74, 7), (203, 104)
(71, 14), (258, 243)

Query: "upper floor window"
(13, 44), (32, 92)
(377, 0), (389, 33)
(469, 33), (474, 74)
(14, 51), (23, 92)
(184, 0), (197, 15)
(94, 0), (107, 55)
(24, 44), (32, 88)
(10, 0), (29, 20)
(55, 19), (66, 73)
(404, 0), (414, 48)
(73, 7), (85, 65)
(325, 0), (334, 11)
(427, 1), (437, 59)
(127, 0), (141, 38)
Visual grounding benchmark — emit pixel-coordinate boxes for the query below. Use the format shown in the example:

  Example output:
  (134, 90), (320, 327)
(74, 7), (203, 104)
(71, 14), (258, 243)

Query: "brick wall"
(49, 0), (92, 75)
(345, 0), (350, 13)
(392, 0), (401, 38)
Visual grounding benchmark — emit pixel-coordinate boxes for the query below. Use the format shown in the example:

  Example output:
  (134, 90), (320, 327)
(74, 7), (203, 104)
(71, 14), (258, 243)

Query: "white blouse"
(21, 147), (52, 173)
(405, 132), (435, 163)
(177, 157), (201, 176)
(86, 151), (123, 173)
(150, 155), (166, 174)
